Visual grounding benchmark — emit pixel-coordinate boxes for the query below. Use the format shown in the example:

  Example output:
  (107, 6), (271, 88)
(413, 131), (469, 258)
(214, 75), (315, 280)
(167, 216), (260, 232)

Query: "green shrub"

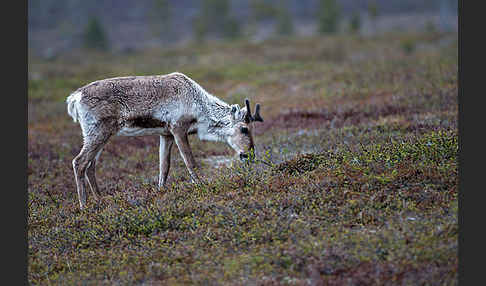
(273, 153), (326, 175)
(193, 15), (208, 42)
(425, 20), (437, 34)
(149, 0), (172, 37)
(275, 4), (294, 36)
(349, 12), (361, 34)
(318, 0), (340, 34)
(401, 38), (416, 55)
(368, 1), (379, 20)
(83, 17), (108, 51)
(250, 0), (278, 22)
(192, 0), (241, 40)
(222, 17), (242, 39)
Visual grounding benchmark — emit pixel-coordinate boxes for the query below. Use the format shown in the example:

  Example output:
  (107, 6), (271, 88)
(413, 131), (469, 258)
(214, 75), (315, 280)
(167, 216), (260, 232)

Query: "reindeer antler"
(245, 98), (253, 123)
(244, 98), (264, 123)
(253, 103), (263, 122)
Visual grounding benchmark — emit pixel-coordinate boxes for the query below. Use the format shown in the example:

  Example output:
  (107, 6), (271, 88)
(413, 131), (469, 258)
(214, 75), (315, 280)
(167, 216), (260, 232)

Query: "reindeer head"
(225, 98), (264, 160)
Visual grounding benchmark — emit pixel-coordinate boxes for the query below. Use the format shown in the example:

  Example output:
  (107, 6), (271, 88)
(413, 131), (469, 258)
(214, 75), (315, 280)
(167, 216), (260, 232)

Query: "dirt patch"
(255, 103), (408, 134)
(202, 155), (235, 168)
(308, 260), (457, 285)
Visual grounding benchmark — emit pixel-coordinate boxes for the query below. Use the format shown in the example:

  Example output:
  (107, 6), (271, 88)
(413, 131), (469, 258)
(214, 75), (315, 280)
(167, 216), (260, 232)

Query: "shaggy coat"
(67, 72), (263, 209)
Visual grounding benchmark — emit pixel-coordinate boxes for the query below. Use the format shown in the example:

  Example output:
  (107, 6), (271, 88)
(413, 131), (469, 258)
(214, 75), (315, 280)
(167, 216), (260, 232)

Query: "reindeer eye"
(240, 127), (249, 134)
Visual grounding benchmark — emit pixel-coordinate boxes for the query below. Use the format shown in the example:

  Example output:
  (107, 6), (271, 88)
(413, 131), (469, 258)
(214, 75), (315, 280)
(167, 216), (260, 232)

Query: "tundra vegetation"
(28, 30), (458, 285)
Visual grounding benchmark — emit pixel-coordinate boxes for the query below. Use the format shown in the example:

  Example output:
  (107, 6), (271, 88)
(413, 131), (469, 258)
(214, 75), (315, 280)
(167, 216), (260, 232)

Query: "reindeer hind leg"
(72, 148), (88, 209)
(85, 147), (103, 200)
(73, 120), (116, 209)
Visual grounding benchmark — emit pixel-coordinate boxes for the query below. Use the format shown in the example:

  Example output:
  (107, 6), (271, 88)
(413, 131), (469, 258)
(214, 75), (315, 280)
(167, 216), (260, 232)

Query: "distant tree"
(368, 0), (379, 20)
(349, 12), (361, 34)
(275, 3), (294, 36)
(154, 0), (170, 21)
(150, 0), (171, 38)
(367, 1), (379, 32)
(318, 0), (340, 34)
(193, 15), (208, 42)
(250, 0), (278, 22)
(193, 0), (241, 41)
(83, 17), (108, 51)
(425, 20), (437, 34)
(222, 17), (242, 39)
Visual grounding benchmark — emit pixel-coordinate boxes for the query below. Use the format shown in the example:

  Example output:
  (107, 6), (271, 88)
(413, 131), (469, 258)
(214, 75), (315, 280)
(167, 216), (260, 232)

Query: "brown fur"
(67, 72), (263, 209)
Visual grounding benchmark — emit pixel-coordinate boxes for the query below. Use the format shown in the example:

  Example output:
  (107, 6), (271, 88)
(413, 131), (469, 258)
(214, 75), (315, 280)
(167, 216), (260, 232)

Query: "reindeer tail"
(66, 91), (82, 123)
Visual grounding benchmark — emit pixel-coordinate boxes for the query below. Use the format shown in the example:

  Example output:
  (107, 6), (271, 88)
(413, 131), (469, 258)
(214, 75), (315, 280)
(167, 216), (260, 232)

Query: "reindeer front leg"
(171, 128), (200, 183)
(159, 135), (174, 188)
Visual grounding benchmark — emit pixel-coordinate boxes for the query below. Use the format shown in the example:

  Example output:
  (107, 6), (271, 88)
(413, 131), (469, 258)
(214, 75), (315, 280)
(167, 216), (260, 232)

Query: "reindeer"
(66, 72), (263, 209)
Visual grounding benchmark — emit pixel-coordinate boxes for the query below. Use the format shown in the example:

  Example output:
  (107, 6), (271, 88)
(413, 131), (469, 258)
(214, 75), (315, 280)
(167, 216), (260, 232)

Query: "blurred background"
(28, 2), (459, 283)
(28, 0), (457, 59)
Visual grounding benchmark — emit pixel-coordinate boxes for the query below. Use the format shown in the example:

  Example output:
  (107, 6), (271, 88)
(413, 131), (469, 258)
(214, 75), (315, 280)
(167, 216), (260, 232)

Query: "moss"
(272, 153), (327, 175)
(28, 31), (458, 284)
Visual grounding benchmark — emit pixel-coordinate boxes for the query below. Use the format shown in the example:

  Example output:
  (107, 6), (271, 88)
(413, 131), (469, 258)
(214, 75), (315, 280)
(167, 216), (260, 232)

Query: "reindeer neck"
(195, 91), (233, 142)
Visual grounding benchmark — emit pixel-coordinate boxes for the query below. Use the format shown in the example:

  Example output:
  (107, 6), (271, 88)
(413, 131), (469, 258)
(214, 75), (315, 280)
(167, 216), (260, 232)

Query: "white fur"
(66, 91), (101, 140)
(117, 127), (169, 136)
(66, 91), (83, 123)
(67, 72), (261, 210)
